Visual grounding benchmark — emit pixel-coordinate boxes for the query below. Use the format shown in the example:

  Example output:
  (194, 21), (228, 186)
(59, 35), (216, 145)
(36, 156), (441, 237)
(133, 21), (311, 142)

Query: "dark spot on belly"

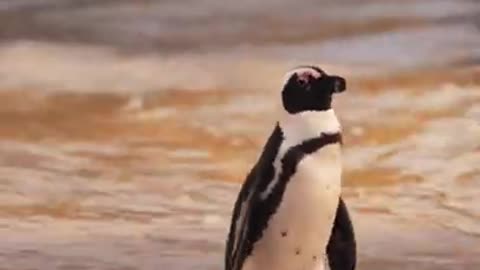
(281, 231), (287, 237)
(313, 255), (317, 261)
(295, 248), (301, 255)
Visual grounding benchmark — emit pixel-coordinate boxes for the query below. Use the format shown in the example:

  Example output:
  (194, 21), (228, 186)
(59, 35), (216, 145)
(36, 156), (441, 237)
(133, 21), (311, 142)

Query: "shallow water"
(0, 1), (479, 270)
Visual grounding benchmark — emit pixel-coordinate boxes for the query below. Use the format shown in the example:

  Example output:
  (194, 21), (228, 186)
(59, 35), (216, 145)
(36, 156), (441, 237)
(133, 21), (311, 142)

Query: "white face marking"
(260, 109), (341, 200)
(282, 67), (323, 89)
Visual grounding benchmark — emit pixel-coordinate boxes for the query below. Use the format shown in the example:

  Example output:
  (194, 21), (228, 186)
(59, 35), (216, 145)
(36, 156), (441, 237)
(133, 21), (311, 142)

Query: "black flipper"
(326, 197), (357, 270)
(225, 165), (256, 270)
(225, 126), (283, 270)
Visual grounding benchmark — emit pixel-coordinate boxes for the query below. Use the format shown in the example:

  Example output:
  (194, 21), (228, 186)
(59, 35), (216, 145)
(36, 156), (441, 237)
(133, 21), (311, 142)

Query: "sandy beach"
(0, 1), (479, 269)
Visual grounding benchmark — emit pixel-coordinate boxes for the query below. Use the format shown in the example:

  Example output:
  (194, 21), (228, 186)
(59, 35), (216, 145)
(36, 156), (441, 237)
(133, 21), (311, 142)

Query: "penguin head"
(281, 66), (346, 114)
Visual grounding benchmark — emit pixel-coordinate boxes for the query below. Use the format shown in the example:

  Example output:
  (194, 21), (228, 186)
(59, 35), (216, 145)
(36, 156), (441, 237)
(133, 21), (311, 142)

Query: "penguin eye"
(296, 72), (314, 88)
(297, 77), (308, 86)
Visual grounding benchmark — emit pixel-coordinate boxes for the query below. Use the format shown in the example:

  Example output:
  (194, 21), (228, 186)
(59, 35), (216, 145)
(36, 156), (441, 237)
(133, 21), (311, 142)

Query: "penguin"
(225, 66), (356, 270)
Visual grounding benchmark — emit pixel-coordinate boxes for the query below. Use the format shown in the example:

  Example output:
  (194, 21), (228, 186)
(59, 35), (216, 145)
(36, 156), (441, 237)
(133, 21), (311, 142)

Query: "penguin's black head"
(281, 65), (346, 114)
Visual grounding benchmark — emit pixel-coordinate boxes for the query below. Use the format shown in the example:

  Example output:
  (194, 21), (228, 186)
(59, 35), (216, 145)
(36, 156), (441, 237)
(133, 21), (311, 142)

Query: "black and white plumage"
(225, 66), (356, 270)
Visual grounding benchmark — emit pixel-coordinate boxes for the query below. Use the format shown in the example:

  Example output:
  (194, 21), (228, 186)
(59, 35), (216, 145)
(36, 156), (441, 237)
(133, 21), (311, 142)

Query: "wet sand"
(0, 0), (479, 269)
(0, 67), (478, 269)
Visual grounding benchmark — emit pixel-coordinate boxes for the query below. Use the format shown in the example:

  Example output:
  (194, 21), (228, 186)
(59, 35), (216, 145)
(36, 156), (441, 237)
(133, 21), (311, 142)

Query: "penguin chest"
(244, 144), (342, 270)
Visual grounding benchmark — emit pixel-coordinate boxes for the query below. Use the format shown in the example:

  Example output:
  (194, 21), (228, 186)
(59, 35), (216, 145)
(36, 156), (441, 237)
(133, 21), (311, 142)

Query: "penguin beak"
(328, 75), (346, 93)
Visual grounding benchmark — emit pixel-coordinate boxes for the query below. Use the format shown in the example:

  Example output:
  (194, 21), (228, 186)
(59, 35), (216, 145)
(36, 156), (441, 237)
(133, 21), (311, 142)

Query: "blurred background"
(0, 1), (479, 269)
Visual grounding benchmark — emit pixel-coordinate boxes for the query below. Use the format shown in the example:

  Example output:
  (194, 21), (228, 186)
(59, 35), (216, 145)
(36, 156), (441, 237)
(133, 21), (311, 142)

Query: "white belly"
(243, 144), (342, 270)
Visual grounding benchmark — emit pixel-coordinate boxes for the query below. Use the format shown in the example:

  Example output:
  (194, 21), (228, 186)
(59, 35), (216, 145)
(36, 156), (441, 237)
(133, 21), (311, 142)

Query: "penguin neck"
(279, 109), (341, 147)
